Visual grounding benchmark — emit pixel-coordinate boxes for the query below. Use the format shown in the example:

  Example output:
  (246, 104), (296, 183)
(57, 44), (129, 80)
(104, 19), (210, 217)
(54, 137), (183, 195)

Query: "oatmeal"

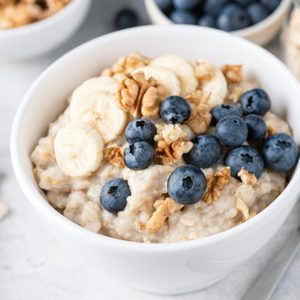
(0, 0), (70, 30)
(31, 53), (299, 243)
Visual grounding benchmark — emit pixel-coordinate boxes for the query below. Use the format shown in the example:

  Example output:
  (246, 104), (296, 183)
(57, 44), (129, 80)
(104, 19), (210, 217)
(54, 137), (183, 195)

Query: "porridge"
(31, 53), (299, 243)
(0, 0), (70, 30)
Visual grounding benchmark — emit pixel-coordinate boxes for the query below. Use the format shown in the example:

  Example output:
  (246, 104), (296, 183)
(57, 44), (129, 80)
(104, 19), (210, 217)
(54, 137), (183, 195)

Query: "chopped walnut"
(187, 103), (212, 135)
(238, 168), (257, 186)
(154, 124), (193, 164)
(156, 138), (193, 165)
(227, 85), (244, 103)
(102, 52), (150, 76)
(145, 197), (183, 233)
(185, 90), (209, 106)
(267, 125), (277, 137)
(202, 167), (231, 204)
(236, 198), (256, 221)
(116, 72), (164, 118)
(194, 59), (216, 81)
(104, 146), (125, 168)
(222, 65), (243, 84)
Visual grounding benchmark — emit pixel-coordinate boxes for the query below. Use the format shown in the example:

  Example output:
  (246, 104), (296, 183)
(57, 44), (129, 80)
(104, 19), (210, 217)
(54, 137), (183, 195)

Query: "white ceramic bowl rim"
(11, 25), (300, 253)
(149, 0), (291, 36)
(0, 0), (82, 37)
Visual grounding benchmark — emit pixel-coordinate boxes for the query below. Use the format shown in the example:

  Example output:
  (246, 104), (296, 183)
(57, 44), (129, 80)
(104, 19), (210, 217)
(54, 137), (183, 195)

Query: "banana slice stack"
(55, 76), (127, 177)
(53, 54), (228, 178)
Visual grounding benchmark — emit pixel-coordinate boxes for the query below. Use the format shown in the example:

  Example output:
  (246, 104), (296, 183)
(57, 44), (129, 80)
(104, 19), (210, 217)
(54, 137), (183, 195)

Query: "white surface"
(0, 0), (91, 61)
(145, 0), (292, 46)
(1, 0), (300, 299)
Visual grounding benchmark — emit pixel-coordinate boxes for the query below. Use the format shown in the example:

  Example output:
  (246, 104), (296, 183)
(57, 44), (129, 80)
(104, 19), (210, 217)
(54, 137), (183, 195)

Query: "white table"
(1, 1), (299, 299)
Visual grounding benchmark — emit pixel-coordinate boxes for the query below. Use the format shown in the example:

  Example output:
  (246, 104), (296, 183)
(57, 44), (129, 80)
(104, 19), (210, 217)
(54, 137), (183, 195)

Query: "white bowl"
(145, 0), (291, 46)
(11, 25), (300, 295)
(0, 0), (91, 61)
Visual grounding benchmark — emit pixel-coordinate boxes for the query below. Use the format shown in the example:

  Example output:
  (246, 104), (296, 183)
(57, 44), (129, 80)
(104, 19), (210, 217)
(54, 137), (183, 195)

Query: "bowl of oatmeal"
(0, 0), (91, 60)
(11, 26), (300, 294)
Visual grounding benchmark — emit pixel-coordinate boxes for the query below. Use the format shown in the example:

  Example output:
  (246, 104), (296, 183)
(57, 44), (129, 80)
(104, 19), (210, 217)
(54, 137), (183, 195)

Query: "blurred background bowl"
(145, 0), (292, 46)
(0, 0), (91, 61)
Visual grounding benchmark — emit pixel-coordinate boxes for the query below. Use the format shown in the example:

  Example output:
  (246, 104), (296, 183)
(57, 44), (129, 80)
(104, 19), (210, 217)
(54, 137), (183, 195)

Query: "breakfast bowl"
(145, 0), (292, 46)
(0, 0), (91, 61)
(10, 25), (300, 295)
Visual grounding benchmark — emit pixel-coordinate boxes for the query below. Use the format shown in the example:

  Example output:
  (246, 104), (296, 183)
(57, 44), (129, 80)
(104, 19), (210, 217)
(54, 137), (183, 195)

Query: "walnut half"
(116, 72), (165, 118)
(202, 167), (231, 204)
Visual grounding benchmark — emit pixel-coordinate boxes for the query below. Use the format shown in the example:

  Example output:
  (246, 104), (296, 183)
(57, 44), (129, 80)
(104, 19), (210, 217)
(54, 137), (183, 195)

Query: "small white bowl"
(0, 0), (91, 61)
(10, 25), (300, 295)
(145, 0), (291, 46)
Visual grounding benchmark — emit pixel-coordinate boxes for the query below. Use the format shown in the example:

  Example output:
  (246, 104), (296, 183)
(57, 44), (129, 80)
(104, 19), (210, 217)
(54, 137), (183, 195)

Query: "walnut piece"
(236, 198), (256, 221)
(156, 138), (193, 165)
(194, 59), (216, 81)
(238, 168), (257, 186)
(104, 146), (125, 168)
(185, 90), (209, 106)
(102, 52), (150, 76)
(116, 72), (164, 118)
(267, 124), (277, 137)
(187, 103), (212, 135)
(154, 124), (193, 164)
(202, 167), (231, 204)
(221, 65), (243, 84)
(227, 85), (244, 103)
(145, 197), (183, 233)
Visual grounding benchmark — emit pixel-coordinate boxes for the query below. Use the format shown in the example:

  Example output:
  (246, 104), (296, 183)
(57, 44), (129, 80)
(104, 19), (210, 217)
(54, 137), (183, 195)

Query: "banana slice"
(54, 124), (104, 177)
(71, 76), (118, 102)
(70, 92), (127, 143)
(132, 66), (181, 96)
(151, 54), (198, 94)
(202, 68), (228, 108)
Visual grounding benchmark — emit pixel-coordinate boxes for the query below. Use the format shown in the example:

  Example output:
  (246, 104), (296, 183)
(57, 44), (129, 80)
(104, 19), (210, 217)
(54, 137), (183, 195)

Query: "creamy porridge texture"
(31, 53), (298, 243)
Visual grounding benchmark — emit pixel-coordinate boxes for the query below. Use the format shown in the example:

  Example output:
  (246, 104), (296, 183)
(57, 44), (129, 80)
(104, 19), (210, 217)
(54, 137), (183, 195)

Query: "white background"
(1, 1), (300, 299)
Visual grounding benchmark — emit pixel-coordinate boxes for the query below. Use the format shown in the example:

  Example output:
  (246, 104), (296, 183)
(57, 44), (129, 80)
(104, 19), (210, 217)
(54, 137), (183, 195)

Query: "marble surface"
(1, 1), (300, 299)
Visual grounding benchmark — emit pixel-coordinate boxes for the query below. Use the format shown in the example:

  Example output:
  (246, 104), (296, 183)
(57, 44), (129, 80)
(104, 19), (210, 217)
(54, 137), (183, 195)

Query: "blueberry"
(124, 142), (155, 170)
(211, 104), (241, 124)
(114, 8), (139, 30)
(183, 135), (222, 168)
(170, 10), (197, 24)
(262, 133), (299, 172)
(173, 0), (202, 10)
(240, 88), (271, 116)
(217, 4), (251, 31)
(225, 145), (264, 178)
(100, 178), (131, 213)
(203, 0), (229, 16)
(245, 114), (267, 143)
(261, 0), (281, 12)
(125, 119), (156, 144)
(247, 3), (270, 24)
(216, 115), (248, 146)
(167, 165), (207, 205)
(160, 95), (191, 124)
(234, 0), (255, 6)
(198, 15), (216, 28)
(155, 0), (172, 12)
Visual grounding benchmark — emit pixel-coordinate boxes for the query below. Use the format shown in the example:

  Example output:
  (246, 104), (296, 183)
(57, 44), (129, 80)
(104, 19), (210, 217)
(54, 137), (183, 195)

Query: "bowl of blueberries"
(145, 0), (291, 45)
